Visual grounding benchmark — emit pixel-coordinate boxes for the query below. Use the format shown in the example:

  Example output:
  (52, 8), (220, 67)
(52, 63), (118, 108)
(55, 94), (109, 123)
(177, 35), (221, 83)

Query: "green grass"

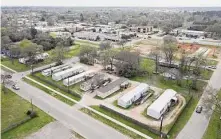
(1, 87), (54, 139)
(49, 32), (57, 38)
(201, 69), (213, 80)
(23, 78), (75, 106)
(1, 58), (31, 72)
(75, 40), (99, 48)
(203, 90), (221, 139)
(1, 44), (81, 72)
(167, 97), (198, 138)
(33, 72), (84, 95)
(90, 105), (159, 139)
(28, 74), (81, 101)
(80, 107), (147, 139)
(207, 60), (219, 66)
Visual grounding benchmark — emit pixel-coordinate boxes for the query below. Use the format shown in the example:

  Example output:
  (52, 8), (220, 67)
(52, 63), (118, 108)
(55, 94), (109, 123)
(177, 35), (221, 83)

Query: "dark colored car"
(196, 106), (203, 113)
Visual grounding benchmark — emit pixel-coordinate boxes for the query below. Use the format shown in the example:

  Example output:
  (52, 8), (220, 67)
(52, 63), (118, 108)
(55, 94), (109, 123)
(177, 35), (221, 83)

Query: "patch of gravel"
(26, 121), (83, 139)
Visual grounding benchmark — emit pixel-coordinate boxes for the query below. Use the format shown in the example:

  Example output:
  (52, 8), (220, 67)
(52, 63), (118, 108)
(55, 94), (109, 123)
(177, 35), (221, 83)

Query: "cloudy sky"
(1, 0), (221, 7)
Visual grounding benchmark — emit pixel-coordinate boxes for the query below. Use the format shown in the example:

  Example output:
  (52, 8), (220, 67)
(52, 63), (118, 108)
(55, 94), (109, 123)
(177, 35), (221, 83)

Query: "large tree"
(99, 41), (112, 50)
(162, 35), (178, 67)
(100, 49), (117, 70)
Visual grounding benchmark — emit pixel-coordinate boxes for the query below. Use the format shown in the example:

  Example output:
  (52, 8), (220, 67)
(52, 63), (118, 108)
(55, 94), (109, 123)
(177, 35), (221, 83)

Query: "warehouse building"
(96, 78), (128, 99)
(147, 89), (177, 119)
(118, 83), (149, 108)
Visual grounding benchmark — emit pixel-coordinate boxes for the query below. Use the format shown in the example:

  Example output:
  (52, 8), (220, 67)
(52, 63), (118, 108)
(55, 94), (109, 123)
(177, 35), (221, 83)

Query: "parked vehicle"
(196, 106), (203, 113)
(12, 84), (20, 90)
(207, 66), (216, 69)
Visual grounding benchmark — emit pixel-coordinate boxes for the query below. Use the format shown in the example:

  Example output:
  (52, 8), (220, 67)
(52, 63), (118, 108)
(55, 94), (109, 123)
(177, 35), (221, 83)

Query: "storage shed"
(147, 89), (177, 119)
(118, 83), (149, 108)
(52, 65), (84, 81)
(42, 65), (71, 76)
(96, 78), (128, 99)
(63, 70), (96, 86)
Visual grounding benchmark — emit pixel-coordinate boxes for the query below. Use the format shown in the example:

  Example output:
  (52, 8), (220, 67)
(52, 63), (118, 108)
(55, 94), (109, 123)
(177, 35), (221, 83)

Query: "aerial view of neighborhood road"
(1, 0), (221, 139)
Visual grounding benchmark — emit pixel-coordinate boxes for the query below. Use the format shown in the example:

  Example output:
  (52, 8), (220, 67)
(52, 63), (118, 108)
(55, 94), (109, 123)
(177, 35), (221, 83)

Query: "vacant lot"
(1, 87), (54, 139)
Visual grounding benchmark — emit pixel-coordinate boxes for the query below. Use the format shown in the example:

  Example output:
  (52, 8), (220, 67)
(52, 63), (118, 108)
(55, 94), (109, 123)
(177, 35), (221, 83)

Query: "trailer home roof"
(53, 65), (83, 77)
(148, 89), (177, 113)
(97, 78), (128, 93)
(119, 83), (149, 103)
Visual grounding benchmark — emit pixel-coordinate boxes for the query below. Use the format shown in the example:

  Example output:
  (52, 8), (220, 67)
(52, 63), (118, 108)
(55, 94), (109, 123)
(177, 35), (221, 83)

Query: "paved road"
(177, 59), (221, 139)
(7, 73), (128, 139)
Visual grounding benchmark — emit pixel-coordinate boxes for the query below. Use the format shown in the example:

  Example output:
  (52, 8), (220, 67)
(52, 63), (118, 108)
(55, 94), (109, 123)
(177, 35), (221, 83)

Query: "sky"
(1, 0), (221, 7)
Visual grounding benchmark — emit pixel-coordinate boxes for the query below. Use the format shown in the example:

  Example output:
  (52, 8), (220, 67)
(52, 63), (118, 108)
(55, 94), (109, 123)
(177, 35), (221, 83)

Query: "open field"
(1, 87), (54, 139)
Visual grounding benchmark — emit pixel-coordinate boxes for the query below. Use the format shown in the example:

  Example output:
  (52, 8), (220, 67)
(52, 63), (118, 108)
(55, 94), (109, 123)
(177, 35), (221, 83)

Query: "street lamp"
(160, 114), (164, 138)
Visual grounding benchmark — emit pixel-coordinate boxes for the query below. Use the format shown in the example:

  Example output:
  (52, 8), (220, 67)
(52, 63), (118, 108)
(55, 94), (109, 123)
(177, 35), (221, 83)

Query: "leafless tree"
(162, 35), (178, 67)
(150, 47), (161, 74)
(100, 49), (117, 70)
(99, 41), (112, 50)
(202, 86), (221, 117)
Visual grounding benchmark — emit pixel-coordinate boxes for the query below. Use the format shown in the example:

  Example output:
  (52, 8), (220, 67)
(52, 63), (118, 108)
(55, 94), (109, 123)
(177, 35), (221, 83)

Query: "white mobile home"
(118, 83), (149, 108)
(63, 70), (96, 86)
(42, 65), (71, 76)
(96, 78), (128, 99)
(52, 65), (84, 81)
(147, 89), (177, 119)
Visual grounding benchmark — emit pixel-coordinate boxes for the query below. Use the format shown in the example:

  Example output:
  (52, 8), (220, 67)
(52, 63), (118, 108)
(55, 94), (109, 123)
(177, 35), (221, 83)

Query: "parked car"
(5, 75), (12, 78)
(208, 66), (216, 69)
(196, 105), (203, 113)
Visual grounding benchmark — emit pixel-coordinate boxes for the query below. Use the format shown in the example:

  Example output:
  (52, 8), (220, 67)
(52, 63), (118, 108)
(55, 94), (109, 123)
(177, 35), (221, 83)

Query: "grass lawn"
(207, 59), (219, 66)
(1, 87), (54, 139)
(201, 69), (213, 80)
(203, 90), (221, 139)
(80, 107), (147, 139)
(75, 40), (99, 48)
(23, 78), (75, 106)
(1, 44), (81, 72)
(90, 105), (159, 139)
(28, 74), (81, 101)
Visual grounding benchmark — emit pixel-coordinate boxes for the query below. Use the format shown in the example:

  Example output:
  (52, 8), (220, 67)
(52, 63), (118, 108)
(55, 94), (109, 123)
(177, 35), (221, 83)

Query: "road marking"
(24, 76), (152, 139)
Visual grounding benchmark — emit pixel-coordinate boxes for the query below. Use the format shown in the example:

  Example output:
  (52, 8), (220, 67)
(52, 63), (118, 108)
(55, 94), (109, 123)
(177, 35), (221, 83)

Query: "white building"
(42, 65), (71, 76)
(118, 83), (149, 108)
(63, 70), (96, 86)
(147, 89), (177, 119)
(52, 65), (84, 81)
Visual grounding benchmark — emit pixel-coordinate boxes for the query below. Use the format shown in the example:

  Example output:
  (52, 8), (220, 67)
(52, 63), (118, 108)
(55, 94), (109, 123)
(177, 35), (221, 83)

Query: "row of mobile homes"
(63, 70), (96, 86)
(80, 74), (107, 91)
(42, 65), (71, 76)
(147, 89), (177, 119)
(52, 65), (84, 81)
(96, 78), (128, 99)
(118, 83), (149, 108)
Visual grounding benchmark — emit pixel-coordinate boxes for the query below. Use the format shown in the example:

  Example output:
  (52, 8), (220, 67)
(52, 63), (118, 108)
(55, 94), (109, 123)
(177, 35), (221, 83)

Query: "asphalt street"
(176, 59), (221, 139)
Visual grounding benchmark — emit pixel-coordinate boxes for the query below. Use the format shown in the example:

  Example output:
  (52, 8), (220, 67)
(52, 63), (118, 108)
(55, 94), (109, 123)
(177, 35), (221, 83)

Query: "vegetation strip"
(1, 87), (54, 139)
(23, 78), (75, 106)
(80, 108), (146, 139)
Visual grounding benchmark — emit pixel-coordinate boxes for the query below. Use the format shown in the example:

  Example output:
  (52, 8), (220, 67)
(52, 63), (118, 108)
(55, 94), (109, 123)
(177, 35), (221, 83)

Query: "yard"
(1, 87), (54, 139)
(1, 44), (81, 72)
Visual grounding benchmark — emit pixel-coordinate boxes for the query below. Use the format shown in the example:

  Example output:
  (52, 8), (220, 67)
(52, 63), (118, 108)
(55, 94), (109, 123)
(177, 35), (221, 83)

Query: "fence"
(31, 72), (81, 99)
(100, 104), (167, 138)
(1, 116), (32, 134)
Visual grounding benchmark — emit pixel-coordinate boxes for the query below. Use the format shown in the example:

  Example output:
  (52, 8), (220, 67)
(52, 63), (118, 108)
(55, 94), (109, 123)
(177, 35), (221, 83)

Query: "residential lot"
(1, 87), (54, 139)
